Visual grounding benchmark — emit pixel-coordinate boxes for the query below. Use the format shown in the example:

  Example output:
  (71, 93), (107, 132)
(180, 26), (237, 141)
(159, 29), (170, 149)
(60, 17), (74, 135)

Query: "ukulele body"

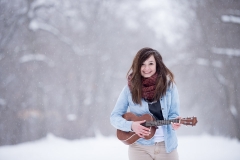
(116, 112), (197, 145)
(116, 112), (157, 145)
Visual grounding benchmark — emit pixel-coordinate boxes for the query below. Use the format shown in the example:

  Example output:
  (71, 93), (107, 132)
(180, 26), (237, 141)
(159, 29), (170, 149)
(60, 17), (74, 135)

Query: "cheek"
(151, 65), (156, 71)
(140, 69), (144, 75)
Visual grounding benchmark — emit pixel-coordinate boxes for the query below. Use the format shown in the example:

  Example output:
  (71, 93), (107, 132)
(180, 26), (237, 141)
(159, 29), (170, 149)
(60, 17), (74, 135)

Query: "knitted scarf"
(128, 73), (158, 101)
(142, 73), (158, 101)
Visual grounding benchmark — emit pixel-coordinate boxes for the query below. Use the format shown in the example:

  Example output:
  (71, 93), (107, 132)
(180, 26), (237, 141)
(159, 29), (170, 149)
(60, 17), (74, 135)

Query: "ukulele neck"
(144, 119), (179, 127)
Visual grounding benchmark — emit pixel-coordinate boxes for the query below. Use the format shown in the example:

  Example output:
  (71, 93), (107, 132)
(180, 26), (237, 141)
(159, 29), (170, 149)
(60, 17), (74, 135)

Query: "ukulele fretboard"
(144, 119), (179, 126)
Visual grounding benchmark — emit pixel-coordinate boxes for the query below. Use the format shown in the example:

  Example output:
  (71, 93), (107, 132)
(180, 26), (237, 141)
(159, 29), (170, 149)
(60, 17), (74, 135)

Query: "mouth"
(143, 72), (152, 74)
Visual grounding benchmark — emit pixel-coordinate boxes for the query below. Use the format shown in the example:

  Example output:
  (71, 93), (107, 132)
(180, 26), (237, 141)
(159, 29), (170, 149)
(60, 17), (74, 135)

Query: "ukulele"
(117, 112), (198, 145)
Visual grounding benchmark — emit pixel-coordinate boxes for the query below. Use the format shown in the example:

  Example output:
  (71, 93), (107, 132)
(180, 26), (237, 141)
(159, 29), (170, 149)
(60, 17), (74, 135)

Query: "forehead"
(143, 55), (155, 63)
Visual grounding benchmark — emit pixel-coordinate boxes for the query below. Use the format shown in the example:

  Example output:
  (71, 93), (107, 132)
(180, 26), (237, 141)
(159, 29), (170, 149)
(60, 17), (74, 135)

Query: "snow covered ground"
(0, 134), (239, 160)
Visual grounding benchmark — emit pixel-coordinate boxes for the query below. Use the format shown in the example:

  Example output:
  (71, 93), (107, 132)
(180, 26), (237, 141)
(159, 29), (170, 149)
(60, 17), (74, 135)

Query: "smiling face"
(140, 55), (156, 78)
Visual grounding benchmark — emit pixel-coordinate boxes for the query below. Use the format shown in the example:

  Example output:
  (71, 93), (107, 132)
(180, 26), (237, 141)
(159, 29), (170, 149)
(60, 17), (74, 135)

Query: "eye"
(149, 62), (154, 65)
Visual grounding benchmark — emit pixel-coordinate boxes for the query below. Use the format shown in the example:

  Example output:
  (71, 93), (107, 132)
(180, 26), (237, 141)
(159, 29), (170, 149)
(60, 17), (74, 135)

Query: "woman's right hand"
(131, 120), (151, 138)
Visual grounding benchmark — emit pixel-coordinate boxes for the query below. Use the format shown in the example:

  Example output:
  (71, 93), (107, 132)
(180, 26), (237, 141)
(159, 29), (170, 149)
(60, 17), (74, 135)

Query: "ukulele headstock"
(180, 117), (198, 126)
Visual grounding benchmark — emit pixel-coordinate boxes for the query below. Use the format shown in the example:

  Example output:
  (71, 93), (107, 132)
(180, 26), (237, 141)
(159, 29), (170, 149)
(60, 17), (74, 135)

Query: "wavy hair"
(127, 47), (175, 105)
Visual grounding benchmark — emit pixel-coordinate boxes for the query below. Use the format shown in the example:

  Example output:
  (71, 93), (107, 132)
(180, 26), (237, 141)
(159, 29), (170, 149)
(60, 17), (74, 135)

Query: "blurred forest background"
(0, 0), (240, 146)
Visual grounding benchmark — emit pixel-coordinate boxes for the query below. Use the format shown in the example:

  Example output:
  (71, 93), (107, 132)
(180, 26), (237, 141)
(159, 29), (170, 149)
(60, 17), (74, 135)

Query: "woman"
(110, 47), (181, 160)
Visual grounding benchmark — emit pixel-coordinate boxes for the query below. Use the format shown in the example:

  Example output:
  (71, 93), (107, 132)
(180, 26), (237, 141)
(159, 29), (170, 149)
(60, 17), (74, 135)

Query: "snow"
(212, 60), (222, 68)
(116, 0), (193, 48)
(29, 20), (60, 35)
(211, 47), (240, 57)
(66, 114), (77, 121)
(230, 105), (238, 117)
(0, 98), (6, 106)
(216, 72), (227, 85)
(0, 54), (4, 61)
(28, 19), (83, 55)
(0, 134), (239, 160)
(221, 15), (240, 24)
(195, 58), (222, 68)
(19, 54), (54, 67)
(196, 58), (209, 66)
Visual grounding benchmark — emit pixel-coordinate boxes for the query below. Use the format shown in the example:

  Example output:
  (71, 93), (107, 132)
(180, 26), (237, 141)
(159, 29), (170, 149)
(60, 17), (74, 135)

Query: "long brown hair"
(127, 47), (175, 105)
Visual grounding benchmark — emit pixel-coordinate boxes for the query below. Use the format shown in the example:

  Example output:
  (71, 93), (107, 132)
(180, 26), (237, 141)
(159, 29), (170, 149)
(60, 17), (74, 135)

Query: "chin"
(143, 74), (151, 78)
(141, 72), (154, 78)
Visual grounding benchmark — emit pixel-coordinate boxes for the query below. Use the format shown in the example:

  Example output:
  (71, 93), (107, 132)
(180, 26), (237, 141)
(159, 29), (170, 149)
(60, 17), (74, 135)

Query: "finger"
(173, 123), (181, 126)
(171, 122), (176, 128)
(171, 123), (181, 130)
(172, 122), (181, 126)
(142, 127), (150, 131)
(176, 116), (182, 121)
(139, 120), (146, 124)
(141, 130), (151, 135)
(138, 133), (145, 138)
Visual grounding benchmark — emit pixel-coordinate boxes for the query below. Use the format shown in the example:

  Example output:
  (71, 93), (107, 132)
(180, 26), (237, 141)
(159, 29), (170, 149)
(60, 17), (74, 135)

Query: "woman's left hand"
(171, 116), (181, 130)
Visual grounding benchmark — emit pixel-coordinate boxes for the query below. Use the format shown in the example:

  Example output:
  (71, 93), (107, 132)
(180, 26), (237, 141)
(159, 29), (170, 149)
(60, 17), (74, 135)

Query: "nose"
(144, 65), (150, 71)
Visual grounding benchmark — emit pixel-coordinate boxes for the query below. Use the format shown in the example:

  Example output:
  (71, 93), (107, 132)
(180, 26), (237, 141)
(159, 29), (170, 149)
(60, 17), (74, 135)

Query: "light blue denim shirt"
(110, 83), (180, 153)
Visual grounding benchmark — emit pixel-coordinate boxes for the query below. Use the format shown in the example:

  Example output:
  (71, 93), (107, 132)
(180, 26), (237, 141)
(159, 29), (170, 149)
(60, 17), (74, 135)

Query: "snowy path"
(0, 134), (239, 160)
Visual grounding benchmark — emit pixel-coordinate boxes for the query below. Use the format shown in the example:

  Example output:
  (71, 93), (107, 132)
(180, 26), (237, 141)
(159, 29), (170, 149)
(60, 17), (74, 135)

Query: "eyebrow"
(143, 60), (154, 62)
(143, 61), (154, 64)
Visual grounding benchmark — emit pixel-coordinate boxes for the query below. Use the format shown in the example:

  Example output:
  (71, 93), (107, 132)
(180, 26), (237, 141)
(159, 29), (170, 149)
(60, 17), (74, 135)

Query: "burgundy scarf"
(142, 73), (158, 101)
(128, 73), (158, 101)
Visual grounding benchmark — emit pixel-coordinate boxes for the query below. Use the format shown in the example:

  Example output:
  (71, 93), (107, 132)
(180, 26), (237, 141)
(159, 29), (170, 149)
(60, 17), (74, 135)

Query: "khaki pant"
(128, 142), (178, 160)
